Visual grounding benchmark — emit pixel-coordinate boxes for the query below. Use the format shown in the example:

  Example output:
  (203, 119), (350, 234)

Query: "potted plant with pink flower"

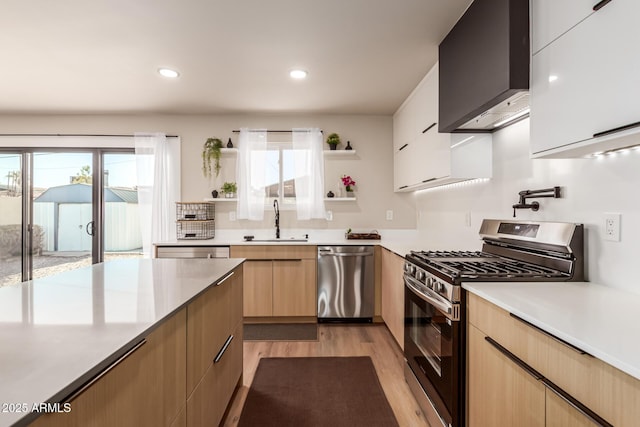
(341, 175), (356, 197)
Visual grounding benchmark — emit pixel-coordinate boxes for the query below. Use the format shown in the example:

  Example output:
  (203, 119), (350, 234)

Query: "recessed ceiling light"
(289, 69), (308, 79)
(548, 75), (558, 82)
(158, 68), (180, 78)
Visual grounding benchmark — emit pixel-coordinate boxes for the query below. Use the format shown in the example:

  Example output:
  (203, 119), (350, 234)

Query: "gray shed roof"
(34, 183), (138, 203)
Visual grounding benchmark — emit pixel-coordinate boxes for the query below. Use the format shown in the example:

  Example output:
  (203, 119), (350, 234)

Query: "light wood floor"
(223, 324), (430, 427)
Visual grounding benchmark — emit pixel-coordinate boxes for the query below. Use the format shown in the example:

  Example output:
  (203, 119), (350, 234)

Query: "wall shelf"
(204, 197), (238, 202)
(220, 148), (355, 156)
(324, 197), (356, 201)
(323, 150), (356, 156)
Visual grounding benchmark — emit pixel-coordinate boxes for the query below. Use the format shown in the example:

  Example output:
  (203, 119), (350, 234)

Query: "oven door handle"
(404, 276), (457, 320)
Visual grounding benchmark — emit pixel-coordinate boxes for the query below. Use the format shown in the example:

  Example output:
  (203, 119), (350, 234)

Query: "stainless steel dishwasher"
(317, 246), (374, 322)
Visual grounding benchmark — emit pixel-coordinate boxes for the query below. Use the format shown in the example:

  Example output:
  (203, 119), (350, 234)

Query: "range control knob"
(426, 277), (434, 289)
(436, 282), (445, 293)
(416, 270), (426, 283)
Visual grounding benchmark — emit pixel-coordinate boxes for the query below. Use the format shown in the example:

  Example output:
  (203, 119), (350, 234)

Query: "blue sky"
(0, 153), (136, 189)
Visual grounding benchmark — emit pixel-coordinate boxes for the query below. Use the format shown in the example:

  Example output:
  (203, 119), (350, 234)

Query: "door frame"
(1, 146), (134, 282)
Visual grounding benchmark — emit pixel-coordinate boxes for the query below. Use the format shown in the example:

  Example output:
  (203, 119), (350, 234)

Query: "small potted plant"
(341, 175), (356, 196)
(202, 137), (224, 178)
(221, 181), (237, 198)
(326, 133), (341, 150)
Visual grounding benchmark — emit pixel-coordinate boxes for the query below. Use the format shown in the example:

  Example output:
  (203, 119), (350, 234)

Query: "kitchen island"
(0, 258), (244, 427)
(464, 281), (640, 426)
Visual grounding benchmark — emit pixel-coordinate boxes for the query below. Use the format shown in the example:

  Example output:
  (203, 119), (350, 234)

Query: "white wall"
(416, 118), (640, 294)
(0, 114), (415, 231)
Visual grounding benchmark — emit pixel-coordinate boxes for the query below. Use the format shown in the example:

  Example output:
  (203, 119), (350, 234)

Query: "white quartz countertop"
(154, 228), (420, 258)
(0, 258), (243, 427)
(463, 281), (640, 381)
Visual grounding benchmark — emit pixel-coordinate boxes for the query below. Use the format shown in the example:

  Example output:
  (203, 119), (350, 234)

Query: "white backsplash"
(416, 118), (640, 294)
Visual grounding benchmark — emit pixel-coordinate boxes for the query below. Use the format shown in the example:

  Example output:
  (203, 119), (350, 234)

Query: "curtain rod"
(231, 129), (323, 133)
(0, 133), (179, 138)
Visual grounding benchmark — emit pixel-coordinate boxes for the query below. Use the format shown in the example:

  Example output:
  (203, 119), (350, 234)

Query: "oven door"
(404, 274), (463, 427)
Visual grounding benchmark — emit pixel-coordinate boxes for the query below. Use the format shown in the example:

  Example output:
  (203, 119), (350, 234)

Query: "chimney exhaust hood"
(438, 0), (530, 133)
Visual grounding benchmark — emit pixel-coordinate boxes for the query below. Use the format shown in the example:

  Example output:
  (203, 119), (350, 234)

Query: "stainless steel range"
(403, 219), (584, 427)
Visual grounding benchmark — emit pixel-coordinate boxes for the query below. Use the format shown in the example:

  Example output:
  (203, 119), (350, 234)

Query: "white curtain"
(292, 128), (326, 219)
(135, 132), (181, 257)
(236, 128), (267, 220)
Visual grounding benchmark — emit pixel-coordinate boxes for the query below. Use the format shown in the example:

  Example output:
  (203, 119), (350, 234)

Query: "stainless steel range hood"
(438, 0), (530, 133)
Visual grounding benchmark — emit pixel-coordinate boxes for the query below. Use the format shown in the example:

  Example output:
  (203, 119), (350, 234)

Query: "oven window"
(408, 298), (451, 378)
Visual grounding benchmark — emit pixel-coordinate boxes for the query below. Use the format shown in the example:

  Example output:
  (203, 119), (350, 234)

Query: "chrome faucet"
(273, 199), (280, 239)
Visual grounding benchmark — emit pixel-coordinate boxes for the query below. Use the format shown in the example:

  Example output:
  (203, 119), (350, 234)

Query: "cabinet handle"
(593, 0), (612, 11)
(509, 313), (590, 356)
(399, 185), (408, 189)
(422, 177), (437, 183)
(542, 378), (614, 427)
(214, 335), (234, 363)
(422, 122), (437, 134)
(215, 271), (234, 286)
(484, 336), (543, 380)
(62, 339), (147, 404)
(593, 120), (640, 138)
(399, 143), (409, 151)
(277, 258), (302, 262)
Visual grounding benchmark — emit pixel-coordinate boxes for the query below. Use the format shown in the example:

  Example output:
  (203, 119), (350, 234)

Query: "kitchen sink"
(248, 238), (308, 242)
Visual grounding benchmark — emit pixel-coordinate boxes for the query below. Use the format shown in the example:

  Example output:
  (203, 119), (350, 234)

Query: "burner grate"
(406, 250), (571, 282)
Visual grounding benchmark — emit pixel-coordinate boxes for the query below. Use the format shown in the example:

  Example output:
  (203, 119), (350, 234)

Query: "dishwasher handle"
(318, 252), (372, 257)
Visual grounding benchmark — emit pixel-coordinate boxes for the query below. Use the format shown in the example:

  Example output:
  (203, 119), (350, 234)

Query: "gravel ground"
(0, 252), (142, 288)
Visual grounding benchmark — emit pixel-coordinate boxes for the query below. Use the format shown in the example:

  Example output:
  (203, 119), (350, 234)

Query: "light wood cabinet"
(468, 324), (545, 427)
(468, 292), (635, 426)
(31, 309), (187, 427)
(186, 265), (243, 426)
(30, 265), (244, 427)
(380, 248), (404, 349)
(230, 245), (317, 320)
(273, 259), (316, 316)
(186, 268), (238, 394)
(186, 322), (243, 427)
(545, 386), (598, 427)
(242, 260), (273, 316)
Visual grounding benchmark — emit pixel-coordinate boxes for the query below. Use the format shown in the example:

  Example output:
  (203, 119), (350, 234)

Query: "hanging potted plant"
(326, 133), (341, 150)
(202, 137), (224, 178)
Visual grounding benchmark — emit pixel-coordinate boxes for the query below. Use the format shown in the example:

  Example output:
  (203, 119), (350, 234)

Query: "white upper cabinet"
(393, 63), (492, 191)
(531, 0), (595, 54)
(530, 0), (640, 158)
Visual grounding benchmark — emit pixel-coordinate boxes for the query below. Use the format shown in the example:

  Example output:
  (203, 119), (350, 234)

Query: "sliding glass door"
(0, 152), (24, 287)
(32, 151), (95, 279)
(0, 148), (141, 287)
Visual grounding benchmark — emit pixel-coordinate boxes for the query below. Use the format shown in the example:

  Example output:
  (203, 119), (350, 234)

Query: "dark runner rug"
(243, 323), (318, 341)
(238, 356), (399, 427)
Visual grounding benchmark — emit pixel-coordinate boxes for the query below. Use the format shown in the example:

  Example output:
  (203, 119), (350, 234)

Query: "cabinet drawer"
(468, 292), (640, 426)
(186, 324), (243, 427)
(31, 309), (186, 427)
(186, 270), (235, 394)
(230, 245), (316, 260)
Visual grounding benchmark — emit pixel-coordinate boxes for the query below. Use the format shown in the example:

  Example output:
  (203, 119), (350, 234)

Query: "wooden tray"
(346, 233), (381, 240)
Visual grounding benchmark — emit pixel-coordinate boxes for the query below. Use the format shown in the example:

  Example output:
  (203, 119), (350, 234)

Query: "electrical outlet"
(465, 212), (471, 227)
(326, 210), (333, 221)
(386, 210), (393, 221)
(229, 211), (236, 221)
(604, 213), (621, 242)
